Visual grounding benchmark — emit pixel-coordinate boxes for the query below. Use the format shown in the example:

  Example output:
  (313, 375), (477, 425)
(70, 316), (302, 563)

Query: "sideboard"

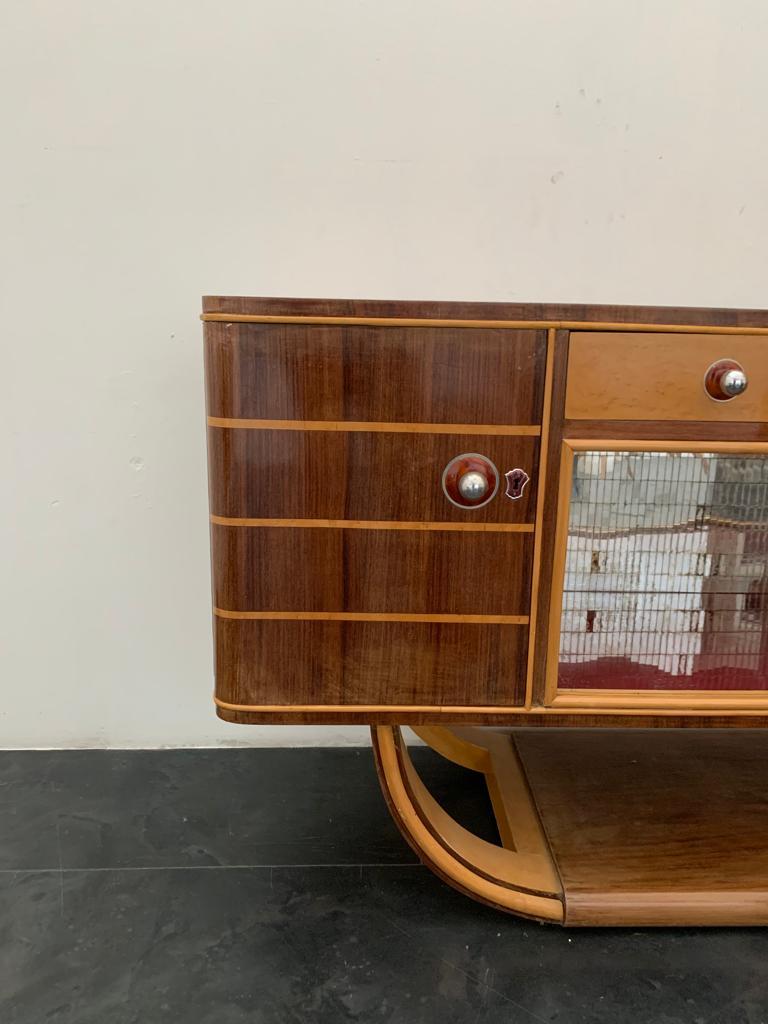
(203, 296), (768, 925)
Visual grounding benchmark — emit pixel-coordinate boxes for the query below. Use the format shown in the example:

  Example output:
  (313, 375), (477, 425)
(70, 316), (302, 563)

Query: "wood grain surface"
(207, 428), (538, 524)
(205, 296), (768, 723)
(371, 726), (564, 920)
(563, 419), (768, 441)
(216, 705), (768, 726)
(514, 728), (768, 925)
(529, 330), (571, 704)
(205, 322), (546, 424)
(214, 618), (529, 708)
(211, 524), (533, 616)
(203, 295), (768, 329)
(567, 332), (768, 421)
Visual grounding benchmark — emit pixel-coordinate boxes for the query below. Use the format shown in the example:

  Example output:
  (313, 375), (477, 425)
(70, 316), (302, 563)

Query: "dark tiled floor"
(2, 748), (767, 1023)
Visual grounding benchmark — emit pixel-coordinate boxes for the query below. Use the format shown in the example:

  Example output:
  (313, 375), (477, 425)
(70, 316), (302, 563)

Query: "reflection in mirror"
(559, 451), (768, 690)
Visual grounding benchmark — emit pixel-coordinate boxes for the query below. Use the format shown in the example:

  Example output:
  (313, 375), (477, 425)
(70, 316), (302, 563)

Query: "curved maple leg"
(371, 725), (564, 922)
(374, 727), (768, 927)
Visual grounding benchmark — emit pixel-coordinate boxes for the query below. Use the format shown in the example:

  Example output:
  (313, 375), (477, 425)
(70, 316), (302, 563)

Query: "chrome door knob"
(457, 471), (489, 501)
(442, 454), (499, 509)
(704, 359), (748, 401)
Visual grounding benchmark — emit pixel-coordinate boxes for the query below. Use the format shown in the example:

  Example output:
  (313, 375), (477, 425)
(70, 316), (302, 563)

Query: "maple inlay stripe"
(201, 312), (768, 336)
(210, 515), (534, 533)
(214, 609), (529, 624)
(207, 417), (541, 436)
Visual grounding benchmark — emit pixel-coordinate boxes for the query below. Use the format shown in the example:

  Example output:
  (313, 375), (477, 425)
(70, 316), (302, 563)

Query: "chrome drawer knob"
(442, 453), (499, 510)
(458, 471), (489, 501)
(704, 359), (748, 401)
(722, 367), (748, 397)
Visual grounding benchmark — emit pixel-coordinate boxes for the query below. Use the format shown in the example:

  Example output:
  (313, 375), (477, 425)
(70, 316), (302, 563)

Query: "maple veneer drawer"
(566, 332), (768, 421)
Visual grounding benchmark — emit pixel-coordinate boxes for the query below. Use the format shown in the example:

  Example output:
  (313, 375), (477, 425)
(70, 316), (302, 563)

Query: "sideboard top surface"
(203, 295), (768, 329)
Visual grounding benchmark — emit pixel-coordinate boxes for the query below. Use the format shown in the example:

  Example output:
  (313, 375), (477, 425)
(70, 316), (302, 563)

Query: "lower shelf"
(372, 725), (768, 927)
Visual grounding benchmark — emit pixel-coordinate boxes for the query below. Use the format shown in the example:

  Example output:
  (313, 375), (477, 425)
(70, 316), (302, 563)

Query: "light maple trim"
(567, 439), (768, 453)
(545, 438), (768, 709)
(397, 731), (560, 893)
(543, 443), (576, 704)
(373, 726), (563, 919)
(412, 727), (557, 861)
(410, 726), (491, 772)
(201, 312), (768, 335)
(207, 416), (541, 436)
(524, 328), (557, 708)
(210, 515), (534, 533)
(552, 690), (768, 711)
(214, 608), (529, 624)
(213, 696), (768, 716)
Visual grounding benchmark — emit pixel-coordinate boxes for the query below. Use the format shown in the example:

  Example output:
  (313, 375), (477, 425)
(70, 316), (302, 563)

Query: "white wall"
(2, 1), (767, 747)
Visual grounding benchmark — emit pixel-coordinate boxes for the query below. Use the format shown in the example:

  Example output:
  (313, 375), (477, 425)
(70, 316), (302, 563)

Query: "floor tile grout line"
(0, 862), (425, 873)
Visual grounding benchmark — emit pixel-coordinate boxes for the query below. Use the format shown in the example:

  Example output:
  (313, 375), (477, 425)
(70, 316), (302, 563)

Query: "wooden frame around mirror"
(545, 439), (768, 711)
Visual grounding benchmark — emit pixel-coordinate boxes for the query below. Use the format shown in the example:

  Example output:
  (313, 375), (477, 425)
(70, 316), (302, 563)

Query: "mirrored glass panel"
(558, 450), (768, 690)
